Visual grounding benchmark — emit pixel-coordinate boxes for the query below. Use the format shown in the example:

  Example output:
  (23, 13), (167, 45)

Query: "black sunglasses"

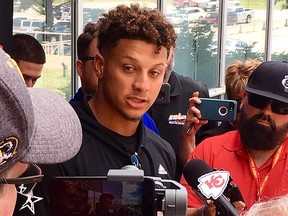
(0, 164), (43, 195)
(79, 56), (95, 62)
(247, 92), (288, 115)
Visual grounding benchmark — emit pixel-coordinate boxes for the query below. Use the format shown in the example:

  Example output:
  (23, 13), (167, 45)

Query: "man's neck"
(88, 95), (140, 136)
(247, 147), (280, 167)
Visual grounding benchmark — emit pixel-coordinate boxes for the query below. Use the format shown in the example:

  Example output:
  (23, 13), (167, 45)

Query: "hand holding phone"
(196, 98), (237, 121)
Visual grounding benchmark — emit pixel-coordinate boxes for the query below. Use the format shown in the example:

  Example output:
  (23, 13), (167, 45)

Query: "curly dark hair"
(96, 4), (177, 56)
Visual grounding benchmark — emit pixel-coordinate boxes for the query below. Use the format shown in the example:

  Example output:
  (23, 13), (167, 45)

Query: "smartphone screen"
(49, 177), (156, 216)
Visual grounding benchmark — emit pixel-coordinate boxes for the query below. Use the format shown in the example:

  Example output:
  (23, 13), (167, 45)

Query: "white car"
(19, 19), (47, 32)
(198, 0), (240, 11)
(180, 7), (206, 23)
(166, 12), (188, 27)
(208, 39), (249, 55)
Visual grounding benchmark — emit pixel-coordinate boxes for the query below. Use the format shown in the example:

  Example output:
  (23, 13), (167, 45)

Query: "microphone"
(183, 159), (239, 216)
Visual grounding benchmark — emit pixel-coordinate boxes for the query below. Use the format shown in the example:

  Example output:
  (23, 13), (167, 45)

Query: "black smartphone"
(196, 98), (237, 121)
(49, 176), (156, 216)
(155, 83), (171, 104)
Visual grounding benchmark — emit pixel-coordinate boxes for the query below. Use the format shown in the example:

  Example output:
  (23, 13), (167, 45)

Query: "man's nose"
(132, 75), (151, 92)
(25, 78), (33, 87)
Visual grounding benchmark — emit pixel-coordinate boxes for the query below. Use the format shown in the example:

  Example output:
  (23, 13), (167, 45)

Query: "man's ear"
(240, 91), (248, 109)
(94, 53), (104, 79)
(76, 60), (84, 77)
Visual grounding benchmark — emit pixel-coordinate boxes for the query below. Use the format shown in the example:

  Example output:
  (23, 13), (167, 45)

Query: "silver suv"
(19, 19), (47, 32)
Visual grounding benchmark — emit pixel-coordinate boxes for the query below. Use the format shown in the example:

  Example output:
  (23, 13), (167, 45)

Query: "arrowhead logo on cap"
(197, 170), (230, 200)
(282, 75), (288, 92)
(0, 137), (18, 166)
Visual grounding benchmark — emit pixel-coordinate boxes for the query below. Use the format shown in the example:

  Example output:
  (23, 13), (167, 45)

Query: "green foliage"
(272, 52), (288, 61)
(241, 0), (288, 9)
(174, 23), (217, 87)
(35, 67), (72, 101)
(18, 0), (33, 10)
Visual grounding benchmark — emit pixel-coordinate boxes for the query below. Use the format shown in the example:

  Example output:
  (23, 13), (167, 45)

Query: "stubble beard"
(116, 106), (142, 122)
(238, 107), (288, 151)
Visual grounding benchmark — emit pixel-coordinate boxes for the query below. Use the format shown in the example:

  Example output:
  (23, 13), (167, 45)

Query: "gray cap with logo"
(0, 48), (82, 174)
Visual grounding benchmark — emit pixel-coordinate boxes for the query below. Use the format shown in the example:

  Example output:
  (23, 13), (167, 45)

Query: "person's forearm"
(178, 131), (196, 168)
(186, 206), (206, 216)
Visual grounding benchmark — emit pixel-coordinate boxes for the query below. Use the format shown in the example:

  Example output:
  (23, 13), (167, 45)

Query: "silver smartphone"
(196, 98), (237, 121)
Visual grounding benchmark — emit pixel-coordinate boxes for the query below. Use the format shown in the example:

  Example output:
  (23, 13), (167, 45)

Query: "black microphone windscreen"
(183, 159), (213, 190)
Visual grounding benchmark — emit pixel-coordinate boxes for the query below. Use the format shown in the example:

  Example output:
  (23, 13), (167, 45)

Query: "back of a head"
(77, 22), (98, 60)
(245, 194), (288, 216)
(0, 48), (82, 175)
(225, 59), (261, 99)
(96, 4), (177, 55)
(10, 33), (46, 64)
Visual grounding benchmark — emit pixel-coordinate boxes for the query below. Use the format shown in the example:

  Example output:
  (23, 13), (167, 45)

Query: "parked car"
(13, 17), (28, 31)
(198, 0), (240, 11)
(19, 19), (47, 32)
(172, 0), (199, 8)
(61, 7), (71, 20)
(35, 21), (71, 42)
(208, 39), (250, 55)
(83, 8), (105, 25)
(227, 6), (254, 23)
(166, 12), (188, 27)
(201, 11), (237, 26)
(53, 2), (70, 20)
(180, 7), (206, 23)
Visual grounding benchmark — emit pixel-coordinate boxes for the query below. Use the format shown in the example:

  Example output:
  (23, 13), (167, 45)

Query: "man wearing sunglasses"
(198, 59), (262, 142)
(180, 61), (288, 215)
(0, 48), (82, 216)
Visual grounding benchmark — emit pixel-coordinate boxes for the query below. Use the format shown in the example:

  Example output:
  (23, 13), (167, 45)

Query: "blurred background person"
(9, 33), (46, 87)
(244, 194), (288, 216)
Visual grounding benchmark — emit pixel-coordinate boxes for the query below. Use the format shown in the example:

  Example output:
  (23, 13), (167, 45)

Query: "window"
(13, 0), (72, 100)
(12, 0), (288, 99)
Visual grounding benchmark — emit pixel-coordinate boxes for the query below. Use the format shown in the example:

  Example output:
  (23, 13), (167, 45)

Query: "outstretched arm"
(178, 92), (208, 168)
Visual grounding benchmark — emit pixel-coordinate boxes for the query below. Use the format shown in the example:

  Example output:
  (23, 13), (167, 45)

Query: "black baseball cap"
(244, 61), (288, 103)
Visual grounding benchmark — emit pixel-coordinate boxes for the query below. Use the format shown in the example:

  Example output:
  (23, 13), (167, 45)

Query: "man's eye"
(123, 65), (134, 73)
(149, 70), (161, 77)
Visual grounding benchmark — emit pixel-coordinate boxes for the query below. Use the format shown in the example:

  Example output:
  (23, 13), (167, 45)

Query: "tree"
(18, 0), (63, 27)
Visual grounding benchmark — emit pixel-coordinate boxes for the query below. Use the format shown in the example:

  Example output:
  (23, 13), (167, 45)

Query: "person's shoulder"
(70, 100), (90, 116)
(282, 139), (288, 153)
(196, 130), (241, 152)
(199, 121), (235, 142)
(173, 71), (208, 94)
